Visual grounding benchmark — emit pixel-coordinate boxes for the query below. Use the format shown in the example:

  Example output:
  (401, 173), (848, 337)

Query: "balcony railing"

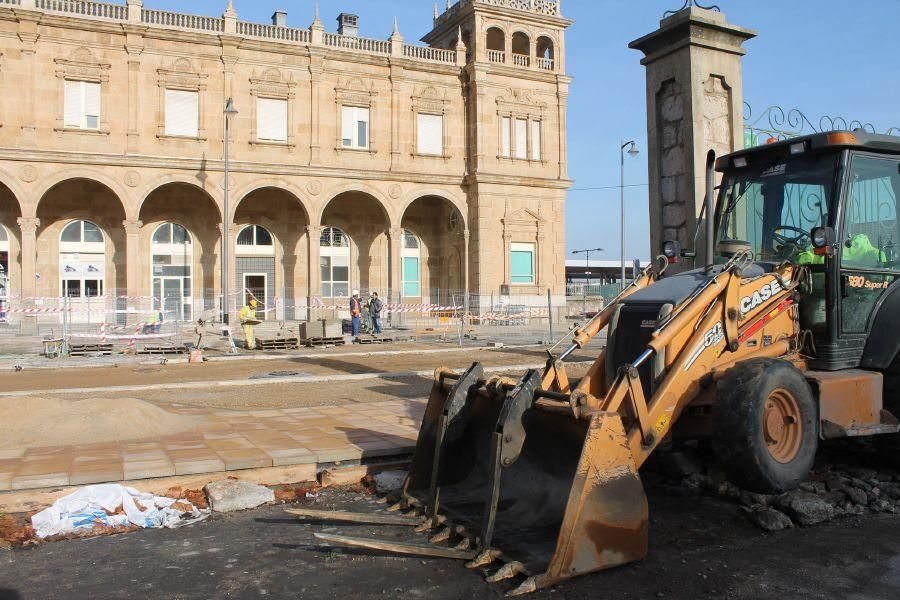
(512, 53), (530, 67)
(536, 57), (555, 71)
(141, 8), (224, 32)
(403, 45), (456, 64)
(323, 32), (390, 55)
(37, 0), (127, 19)
(237, 21), (310, 43)
(487, 49), (505, 63)
(437, 0), (562, 26)
(0, 0), (21, 5)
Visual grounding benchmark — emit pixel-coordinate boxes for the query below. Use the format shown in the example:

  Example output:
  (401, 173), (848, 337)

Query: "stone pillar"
(306, 225), (322, 308)
(127, 0), (142, 23)
(17, 217), (38, 299)
(308, 55), (325, 165)
(217, 223), (237, 316)
(388, 227), (403, 302)
(389, 18), (403, 57)
(16, 15), (40, 148)
(123, 219), (143, 297)
(389, 64), (404, 169)
(223, 1), (237, 34)
(455, 27), (467, 66)
(125, 30), (145, 154)
(630, 8), (755, 269)
(556, 77), (571, 180)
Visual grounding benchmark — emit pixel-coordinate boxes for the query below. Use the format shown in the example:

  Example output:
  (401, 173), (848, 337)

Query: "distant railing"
(237, 21), (310, 43)
(403, 44), (456, 64)
(0, 0), (21, 5)
(36, 0), (127, 19)
(536, 57), (554, 71)
(512, 53), (530, 67)
(324, 32), (390, 54)
(437, 0), (562, 25)
(141, 8), (225, 33)
(487, 49), (505, 63)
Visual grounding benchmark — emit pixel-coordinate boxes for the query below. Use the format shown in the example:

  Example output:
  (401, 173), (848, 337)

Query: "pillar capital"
(17, 217), (39, 234)
(123, 219), (143, 234)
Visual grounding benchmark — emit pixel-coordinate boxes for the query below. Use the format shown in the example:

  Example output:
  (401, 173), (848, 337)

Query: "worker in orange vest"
(350, 289), (361, 337)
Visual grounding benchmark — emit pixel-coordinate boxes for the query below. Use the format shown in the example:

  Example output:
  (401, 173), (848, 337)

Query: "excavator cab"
(295, 132), (900, 595)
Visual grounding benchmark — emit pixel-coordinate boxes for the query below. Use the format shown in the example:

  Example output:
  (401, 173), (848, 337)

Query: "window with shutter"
(64, 80), (81, 128)
(341, 106), (370, 149)
(83, 82), (101, 129)
(165, 89), (199, 137)
(530, 120), (541, 160)
(64, 81), (101, 129)
(501, 116), (511, 158)
(417, 113), (443, 156)
(515, 118), (527, 159)
(257, 97), (288, 142)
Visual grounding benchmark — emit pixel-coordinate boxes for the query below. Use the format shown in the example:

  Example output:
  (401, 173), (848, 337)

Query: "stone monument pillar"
(630, 7), (755, 268)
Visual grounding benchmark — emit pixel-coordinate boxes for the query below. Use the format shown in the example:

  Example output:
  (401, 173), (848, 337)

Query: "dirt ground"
(0, 345), (592, 395)
(0, 482), (897, 600)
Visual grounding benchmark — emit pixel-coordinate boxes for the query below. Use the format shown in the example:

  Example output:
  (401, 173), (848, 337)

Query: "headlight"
(662, 240), (680, 259)
(811, 227), (829, 248)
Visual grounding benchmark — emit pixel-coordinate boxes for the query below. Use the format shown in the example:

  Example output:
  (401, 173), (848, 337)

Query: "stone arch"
(140, 182), (222, 308)
(486, 26), (506, 52)
(536, 35), (555, 60)
(136, 173), (221, 222)
(317, 182), (392, 227)
(320, 190), (392, 294)
(397, 187), (467, 231)
(511, 30), (531, 56)
(0, 178), (23, 301)
(35, 177), (128, 297)
(400, 195), (467, 299)
(230, 181), (311, 225)
(233, 186), (311, 312)
(32, 168), (130, 220)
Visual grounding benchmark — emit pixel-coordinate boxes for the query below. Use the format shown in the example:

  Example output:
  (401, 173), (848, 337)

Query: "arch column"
(17, 217), (38, 298)
(218, 223), (237, 316)
(388, 227), (403, 303)
(306, 225), (322, 311)
(123, 219), (142, 296)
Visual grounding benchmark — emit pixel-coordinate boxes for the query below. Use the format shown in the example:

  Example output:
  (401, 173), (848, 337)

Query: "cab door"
(836, 153), (900, 367)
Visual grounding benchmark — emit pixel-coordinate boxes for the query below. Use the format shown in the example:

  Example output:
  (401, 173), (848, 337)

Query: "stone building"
(0, 0), (572, 322)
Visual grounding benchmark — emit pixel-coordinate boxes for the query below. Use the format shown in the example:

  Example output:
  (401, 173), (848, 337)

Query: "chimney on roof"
(272, 10), (287, 27)
(337, 13), (359, 37)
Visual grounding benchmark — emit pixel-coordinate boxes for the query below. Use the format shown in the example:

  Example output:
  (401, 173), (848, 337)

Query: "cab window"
(842, 155), (900, 271)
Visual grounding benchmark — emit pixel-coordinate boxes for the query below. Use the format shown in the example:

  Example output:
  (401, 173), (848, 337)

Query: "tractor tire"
(712, 358), (818, 494)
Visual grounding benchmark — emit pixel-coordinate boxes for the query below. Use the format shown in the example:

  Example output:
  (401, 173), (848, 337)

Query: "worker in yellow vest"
(239, 299), (259, 350)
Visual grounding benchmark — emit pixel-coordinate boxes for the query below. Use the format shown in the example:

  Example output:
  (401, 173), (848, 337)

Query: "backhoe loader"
(292, 131), (900, 595)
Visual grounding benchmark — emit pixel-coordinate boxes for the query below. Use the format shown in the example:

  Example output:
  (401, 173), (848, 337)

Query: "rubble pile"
(652, 442), (900, 532)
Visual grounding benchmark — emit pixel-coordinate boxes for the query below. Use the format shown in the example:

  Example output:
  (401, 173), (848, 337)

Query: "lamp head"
(627, 144), (639, 158)
(224, 97), (238, 117)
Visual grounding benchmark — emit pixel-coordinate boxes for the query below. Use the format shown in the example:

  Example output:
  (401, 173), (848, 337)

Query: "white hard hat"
(352, 289), (359, 296)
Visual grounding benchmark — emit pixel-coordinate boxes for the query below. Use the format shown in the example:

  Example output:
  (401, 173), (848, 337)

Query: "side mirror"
(811, 226), (835, 257)
(662, 240), (682, 264)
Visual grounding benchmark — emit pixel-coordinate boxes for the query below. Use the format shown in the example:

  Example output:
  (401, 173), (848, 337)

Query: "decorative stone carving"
(306, 180), (322, 196)
(389, 184), (402, 199)
(19, 165), (37, 183)
(124, 171), (141, 187)
(702, 75), (733, 158)
(220, 176), (236, 190)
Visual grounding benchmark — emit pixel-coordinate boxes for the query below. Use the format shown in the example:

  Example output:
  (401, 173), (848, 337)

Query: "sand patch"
(0, 396), (209, 449)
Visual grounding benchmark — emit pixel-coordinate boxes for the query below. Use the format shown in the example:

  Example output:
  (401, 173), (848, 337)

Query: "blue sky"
(146, 0), (900, 261)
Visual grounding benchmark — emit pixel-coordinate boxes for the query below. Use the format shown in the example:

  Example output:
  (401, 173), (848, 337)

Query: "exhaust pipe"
(705, 149), (717, 274)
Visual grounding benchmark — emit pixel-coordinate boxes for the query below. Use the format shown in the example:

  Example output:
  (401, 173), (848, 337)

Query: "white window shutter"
(357, 107), (369, 149)
(64, 80), (82, 128)
(530, 120), (541, 160)
(501, 116), (511, 157)
(515, 118), (527, 159)
(83, 82), (101, 129)
(257, 97), (287, 142)
(341, 106), (354, 147)
(417, 113), (443, 155)
(165, 89), (199, 137)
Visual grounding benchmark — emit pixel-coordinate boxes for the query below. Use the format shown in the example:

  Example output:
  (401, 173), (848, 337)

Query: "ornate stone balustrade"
(487, 49), (505, 63)
(536, 57), (554, 71)
(36, 0), (127, 19)
(141, 8), (224, 32)
(323, 32), (391, 54)
(403, 44), (456, 64)
(437, 0), (562, 25)
(512, 53), (530, 67)
(237, 20), (310, 43)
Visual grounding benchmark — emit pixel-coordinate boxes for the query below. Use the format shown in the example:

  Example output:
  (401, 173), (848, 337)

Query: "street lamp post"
(222, 97), (238, 324)
(620, 140), (639, 290)
(572, 247), (603, 315)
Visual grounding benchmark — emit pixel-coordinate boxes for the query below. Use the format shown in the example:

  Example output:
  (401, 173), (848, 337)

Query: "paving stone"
(263, 447), (318, 467)
(216, 449), (273, 471)
(11, 472), (70, 490)
(70, 461), (124, 486)
(123, 459), (175, 480)
(205, 479), (275, 513)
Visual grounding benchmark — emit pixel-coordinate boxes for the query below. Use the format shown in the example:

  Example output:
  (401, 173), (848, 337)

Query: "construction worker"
(368, 291), (383, 334)
(239, 298), (259, 350)
(350, 290), (362, 337)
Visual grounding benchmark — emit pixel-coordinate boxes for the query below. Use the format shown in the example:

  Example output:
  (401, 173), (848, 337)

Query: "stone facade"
(630, 7), (754, 270)
(0, 0), (572, 319)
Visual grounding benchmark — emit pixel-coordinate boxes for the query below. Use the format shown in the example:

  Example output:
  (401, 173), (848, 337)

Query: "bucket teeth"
(486, 561), (524, 583)
(453, 536), (476, 551)
(428, 527), (451, 544)
(414, 515), (445, 533)
(375, 496), (388, 505)
(506, 576), (539, 597)
(464, 549), (500, 569)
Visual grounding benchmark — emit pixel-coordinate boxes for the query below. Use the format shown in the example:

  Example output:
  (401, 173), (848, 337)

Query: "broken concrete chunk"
(844, 487), (868, 506)
(739, 490), (773, 508)
(745, 506), (793, 532)
(372, 470), (408, 494)
(775, 491), (835, 526)
(204, 479), (275, 513)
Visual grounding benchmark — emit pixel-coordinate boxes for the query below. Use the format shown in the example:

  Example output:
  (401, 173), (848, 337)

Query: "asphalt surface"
(1, 484), (898, 600)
